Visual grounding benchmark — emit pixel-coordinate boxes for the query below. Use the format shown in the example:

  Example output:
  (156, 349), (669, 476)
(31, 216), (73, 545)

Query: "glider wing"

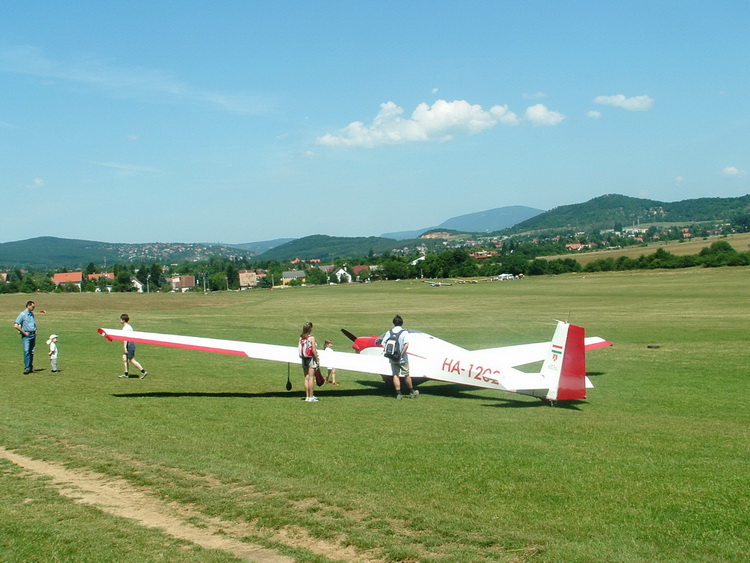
(97, 328), (393, 376)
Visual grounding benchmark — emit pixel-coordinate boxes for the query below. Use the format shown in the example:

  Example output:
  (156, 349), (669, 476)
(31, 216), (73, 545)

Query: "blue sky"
(1, 1), (748, 244)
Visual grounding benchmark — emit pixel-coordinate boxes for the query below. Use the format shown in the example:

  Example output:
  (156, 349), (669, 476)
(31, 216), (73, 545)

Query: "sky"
(1, 1), (748, 244)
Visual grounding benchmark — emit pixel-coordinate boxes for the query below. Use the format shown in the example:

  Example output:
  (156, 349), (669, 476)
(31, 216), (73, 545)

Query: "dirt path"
(0, 446), (372, 562)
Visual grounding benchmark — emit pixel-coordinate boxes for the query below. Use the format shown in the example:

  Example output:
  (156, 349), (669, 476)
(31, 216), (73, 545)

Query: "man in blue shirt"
(14, 301), (37, 374)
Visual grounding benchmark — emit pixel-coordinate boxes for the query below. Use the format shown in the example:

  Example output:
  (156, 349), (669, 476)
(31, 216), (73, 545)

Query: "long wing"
(98, 328), (393, 376)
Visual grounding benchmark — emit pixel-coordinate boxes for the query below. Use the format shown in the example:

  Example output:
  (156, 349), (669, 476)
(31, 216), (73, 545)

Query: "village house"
(52, 272), (83, 290)
(88, 272), (115, 292)
(290, 258), (321, 266)
(87, 272), (115, 282)
(281, 270), (306, 285)
(333, 268), (351, 283)
(470, 250), (497, 259)
(238, 269), (260, 288)
(351, 265), (370, 281)
(565, 243), (587, 251)
(167, 274), (196, 292)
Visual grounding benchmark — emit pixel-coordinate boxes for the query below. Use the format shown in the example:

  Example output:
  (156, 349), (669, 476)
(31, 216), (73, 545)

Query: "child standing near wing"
(47, 334), (60, 373)
(323, 339), (338, 384)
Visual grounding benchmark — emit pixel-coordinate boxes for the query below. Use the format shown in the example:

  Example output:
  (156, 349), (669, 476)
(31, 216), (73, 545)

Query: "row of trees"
(1, 237), (748, 294)
(368, 241), (749, 279)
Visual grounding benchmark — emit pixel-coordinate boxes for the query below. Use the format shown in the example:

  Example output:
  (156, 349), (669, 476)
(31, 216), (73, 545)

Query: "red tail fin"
(541, 322), (587, 401)
(555, 324), (586, 400)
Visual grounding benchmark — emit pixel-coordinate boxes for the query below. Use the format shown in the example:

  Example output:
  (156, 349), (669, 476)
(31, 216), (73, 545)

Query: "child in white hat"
(46, 334), (59, 373)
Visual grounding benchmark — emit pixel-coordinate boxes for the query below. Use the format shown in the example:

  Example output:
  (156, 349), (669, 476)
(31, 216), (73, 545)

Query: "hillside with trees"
(1, 194), (749, 294)
(510, 194), (750, 233)
(0, 237), (246, 269)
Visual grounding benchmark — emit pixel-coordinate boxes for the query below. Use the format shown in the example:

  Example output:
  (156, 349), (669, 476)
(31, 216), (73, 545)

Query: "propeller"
(286, 363), (292, 391)
(341, 328), (358, 342)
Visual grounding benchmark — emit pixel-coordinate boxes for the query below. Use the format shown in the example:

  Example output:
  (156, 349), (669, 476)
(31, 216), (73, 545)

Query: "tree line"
(1, 237), (747, 294)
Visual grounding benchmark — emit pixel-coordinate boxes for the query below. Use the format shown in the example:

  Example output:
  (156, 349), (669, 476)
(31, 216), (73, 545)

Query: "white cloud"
(594, 94), (654, 111)
(0, 45), (271, 115)
(587, 110), (601, 119)
(91, 161), (160, 176)
(24, 177), (44, 190)
(523, 91), (547, 99)
(722, 166), (747, 177)
(524, 104), (566, 127)
(316, 99), (543, 147)
(675, 176), (685, 184)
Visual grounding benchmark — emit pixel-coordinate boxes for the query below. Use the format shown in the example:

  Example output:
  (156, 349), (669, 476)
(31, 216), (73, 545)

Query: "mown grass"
(1, 268), (749, 562)
(542, 232), (750, 266)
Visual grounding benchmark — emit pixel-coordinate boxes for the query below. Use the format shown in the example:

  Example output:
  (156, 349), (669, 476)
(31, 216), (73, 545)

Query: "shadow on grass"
(111, 387), (386, 400)
(358, 380), (563, 409)
(111, 380), (588, 409)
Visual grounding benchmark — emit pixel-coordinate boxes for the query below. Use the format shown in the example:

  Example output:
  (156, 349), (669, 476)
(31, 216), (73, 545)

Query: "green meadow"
(1, 268), (749, 562)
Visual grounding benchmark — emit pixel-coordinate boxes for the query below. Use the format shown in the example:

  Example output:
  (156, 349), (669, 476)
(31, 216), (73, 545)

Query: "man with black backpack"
(377, 315), (418, 400)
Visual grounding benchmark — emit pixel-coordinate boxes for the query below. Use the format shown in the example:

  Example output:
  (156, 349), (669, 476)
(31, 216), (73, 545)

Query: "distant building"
(351, 265), (370, 281)
(52, 272), (83, 289)
(281, 270), (305, 285)
(333, 268), (352, 283)
(167, 274), (196, 292)
(565, 243), (586, 251)
(88, 272), (115, 292)
(88, 272), (114, 281)
(470, 250), (497, 259)
(238, 269), (261, 288)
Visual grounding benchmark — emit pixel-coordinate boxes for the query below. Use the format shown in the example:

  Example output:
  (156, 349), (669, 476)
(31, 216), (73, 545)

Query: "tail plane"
(540, 322), (587, 401)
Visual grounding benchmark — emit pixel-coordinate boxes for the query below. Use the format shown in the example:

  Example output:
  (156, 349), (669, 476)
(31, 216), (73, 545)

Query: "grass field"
(1, 268), (749, 562)
(542, 232), (750, 266)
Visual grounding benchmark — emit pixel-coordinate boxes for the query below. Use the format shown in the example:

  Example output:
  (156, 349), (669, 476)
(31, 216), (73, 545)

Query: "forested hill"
(3, 194), (749, 269)
(511, 194), (750, 232)
(0, 237), (244, 269)
(252, 235), (411, 262)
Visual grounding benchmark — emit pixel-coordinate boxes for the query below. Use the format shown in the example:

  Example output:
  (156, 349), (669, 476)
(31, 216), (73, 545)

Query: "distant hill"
(512, 194), (750, 232)
(252, 235), (408, 262)
(382, 205), (544, 240)
(3, 195), (748, 268)
(439, 205), (544, 231)
(228, 238), (295, 254)
(0, 237), (248, 269)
